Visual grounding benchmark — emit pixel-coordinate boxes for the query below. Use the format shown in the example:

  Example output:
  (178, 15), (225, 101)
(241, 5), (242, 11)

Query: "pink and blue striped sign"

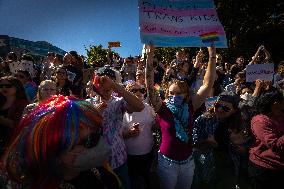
(139, 0), (228, 47)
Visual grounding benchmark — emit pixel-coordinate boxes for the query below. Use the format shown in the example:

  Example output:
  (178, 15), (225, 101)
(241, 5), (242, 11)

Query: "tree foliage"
(86, 1), (283, 65)
(85, 44), (110, 65)
(154, 0), (284, 64)
(215, 0), (284, 63)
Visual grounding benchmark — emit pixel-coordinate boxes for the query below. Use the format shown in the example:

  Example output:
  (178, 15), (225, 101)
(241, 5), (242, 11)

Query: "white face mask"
(72, 138), (111, 172)
(240, 92), (252, 101)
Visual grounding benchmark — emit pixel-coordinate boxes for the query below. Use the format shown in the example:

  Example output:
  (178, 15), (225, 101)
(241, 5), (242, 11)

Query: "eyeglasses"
(131, 88), (146, 94)
(0, 84), (13, 88)
(215, 103), (231, 112)
(81, 127), (103, 149)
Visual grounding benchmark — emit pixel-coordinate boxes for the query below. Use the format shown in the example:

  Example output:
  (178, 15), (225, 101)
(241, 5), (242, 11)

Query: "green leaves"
(85, 44), (109, 65)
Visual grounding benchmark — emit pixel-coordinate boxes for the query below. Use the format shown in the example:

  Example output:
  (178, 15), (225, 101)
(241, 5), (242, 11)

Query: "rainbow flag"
(200, 32), (220, 43)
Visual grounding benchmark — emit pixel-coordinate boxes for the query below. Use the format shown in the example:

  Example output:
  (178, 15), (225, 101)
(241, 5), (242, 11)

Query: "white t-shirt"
(123, 103), (155, 155)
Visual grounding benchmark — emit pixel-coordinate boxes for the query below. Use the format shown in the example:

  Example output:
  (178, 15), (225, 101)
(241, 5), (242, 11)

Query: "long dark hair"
(0, 76), (28, 101)
(252, 89), (283, 116)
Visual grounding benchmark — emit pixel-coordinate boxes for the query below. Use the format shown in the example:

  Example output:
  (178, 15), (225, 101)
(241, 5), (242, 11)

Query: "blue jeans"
(113, 162), (131, 189)
(157, 152), (195, 189)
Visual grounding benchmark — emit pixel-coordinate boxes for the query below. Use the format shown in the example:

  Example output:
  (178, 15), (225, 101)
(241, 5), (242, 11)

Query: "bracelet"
(210, 56), (216, 59)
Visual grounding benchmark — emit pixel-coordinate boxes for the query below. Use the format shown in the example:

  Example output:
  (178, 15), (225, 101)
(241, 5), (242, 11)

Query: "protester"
(224, 71), (246, 94)
(136, 69), (146, 87)
(22, 80), (57, 116)
(123, 82), (156, 189)
(230, 56), (246, 80)
(145, 44), (216, 189)
(2, 95), (122, 189)
(192, 91), (246, 189)
(273, 61), (284, 84)
(53, 67), (72, 96)
(120, 57), (137, 82)
(5, 52), (19, 75)
(87, 67), (144, 189)
(63, 52), (83, 85)
(0, 57), (11, 77)
(249, 45), (271, 65)
(0, 76), (28, 156)
(15, 70), (37, 102)
(40, 52), (55, 80)
(249, 89), (284, 189)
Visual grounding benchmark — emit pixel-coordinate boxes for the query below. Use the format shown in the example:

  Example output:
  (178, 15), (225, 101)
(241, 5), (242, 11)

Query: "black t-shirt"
(63, 65), (83, 84)
(214, 121), (230, 152)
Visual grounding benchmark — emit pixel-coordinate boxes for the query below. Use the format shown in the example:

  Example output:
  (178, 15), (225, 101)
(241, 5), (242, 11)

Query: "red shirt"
(157, 103), (193, 161)
(249, 114), (284, 170)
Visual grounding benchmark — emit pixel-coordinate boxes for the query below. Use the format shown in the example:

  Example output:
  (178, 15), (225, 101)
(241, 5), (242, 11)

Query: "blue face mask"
(168, 95), (184, 106)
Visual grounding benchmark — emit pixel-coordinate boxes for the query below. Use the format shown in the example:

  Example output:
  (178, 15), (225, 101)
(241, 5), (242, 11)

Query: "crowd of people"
(0, 43), (283, 189)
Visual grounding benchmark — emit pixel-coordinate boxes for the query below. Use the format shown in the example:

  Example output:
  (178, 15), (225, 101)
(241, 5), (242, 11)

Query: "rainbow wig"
(3, 95), (102, 188)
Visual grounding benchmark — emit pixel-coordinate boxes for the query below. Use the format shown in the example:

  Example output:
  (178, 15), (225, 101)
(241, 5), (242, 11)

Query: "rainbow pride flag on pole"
(200, 32), (220, 43)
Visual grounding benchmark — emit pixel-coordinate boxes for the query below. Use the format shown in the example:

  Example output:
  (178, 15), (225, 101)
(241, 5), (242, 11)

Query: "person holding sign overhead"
(145, 44), (216, 189)
(249, 45), (271, 65)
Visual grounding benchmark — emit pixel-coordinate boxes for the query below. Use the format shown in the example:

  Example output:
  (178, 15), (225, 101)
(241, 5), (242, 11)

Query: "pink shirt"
(249, 114), (284, 170)
(157, 103), (193, 161)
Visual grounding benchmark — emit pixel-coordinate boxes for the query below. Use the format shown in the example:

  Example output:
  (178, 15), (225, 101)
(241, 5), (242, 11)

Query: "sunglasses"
(0, 84), (13, 88)
(215, 103), (231, 112)
(81, 127), (103, 149)
(131, 88), (146, 94)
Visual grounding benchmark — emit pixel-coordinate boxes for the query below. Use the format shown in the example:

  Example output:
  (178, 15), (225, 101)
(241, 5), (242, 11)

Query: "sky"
(0, 0), (142, 57)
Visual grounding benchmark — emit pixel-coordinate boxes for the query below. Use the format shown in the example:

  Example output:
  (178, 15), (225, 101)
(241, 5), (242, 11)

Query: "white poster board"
(246, 63), (274, 82)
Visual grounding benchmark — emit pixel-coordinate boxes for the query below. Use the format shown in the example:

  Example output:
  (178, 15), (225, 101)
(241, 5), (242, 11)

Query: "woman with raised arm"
(145, 44), (216, 189)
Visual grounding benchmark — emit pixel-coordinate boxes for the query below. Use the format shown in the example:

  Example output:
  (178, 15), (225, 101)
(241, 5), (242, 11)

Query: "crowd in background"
(0, 44), (283, 189)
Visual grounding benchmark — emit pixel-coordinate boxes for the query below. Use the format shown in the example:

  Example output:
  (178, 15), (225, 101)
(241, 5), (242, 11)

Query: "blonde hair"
(37, 80), (56, 101)
(163, 79), (190, 103)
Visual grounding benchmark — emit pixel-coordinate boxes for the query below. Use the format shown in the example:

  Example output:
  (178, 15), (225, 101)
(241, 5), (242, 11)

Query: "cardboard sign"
(21, 60), (36, 78)
(108, 41), (121, 48)
(8, 61), (22, 74)
(139, 0), (227, 47)
(246, 63), (274, 82)
(8, 60), (36, 77)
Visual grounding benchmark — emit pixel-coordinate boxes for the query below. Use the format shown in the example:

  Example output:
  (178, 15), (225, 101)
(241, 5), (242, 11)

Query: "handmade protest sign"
(108, 41), (121, 48)
(139, 0), (227, 47)
(8, 61), (22, 74)
(246, 63), (274, 82)
(21, 60), (36, 78)
(8, 60), (36, 77)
